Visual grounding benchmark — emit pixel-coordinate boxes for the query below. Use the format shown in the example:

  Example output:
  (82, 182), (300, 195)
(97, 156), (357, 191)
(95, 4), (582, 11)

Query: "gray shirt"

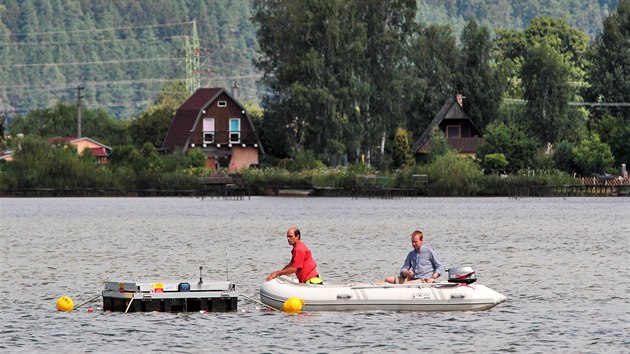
(400, 246), (444, 280)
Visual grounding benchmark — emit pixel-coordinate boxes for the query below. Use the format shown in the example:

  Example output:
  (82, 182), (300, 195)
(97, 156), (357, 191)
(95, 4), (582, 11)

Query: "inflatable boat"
(260, 267), (507, 312)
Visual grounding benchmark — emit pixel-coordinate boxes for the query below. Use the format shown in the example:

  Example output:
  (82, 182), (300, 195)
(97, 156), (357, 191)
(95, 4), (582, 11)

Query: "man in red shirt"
(266, 227), (322, 284)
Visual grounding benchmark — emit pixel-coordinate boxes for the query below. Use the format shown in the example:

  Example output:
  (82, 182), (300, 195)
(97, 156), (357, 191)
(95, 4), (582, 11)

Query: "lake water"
(1, 196), (628, 353)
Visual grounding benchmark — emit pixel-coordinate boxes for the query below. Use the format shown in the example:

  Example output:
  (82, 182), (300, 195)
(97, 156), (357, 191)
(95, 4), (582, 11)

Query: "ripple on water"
(0, 197), (628, 353)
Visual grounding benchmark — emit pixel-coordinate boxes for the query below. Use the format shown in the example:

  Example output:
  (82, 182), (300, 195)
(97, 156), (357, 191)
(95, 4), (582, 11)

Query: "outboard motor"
(447, 266), (477, 284)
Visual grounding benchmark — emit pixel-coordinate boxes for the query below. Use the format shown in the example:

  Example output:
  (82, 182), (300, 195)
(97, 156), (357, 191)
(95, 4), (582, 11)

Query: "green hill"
(0, 0), (619, 123)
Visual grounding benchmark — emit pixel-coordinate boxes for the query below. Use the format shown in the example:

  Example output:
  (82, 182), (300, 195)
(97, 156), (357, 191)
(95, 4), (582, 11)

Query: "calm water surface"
(1, 197), (628, 353)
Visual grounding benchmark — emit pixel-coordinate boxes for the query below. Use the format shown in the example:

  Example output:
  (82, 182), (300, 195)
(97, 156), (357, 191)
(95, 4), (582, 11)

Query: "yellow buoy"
(56, 296), (74, 312)
(282, 297), (304, 313)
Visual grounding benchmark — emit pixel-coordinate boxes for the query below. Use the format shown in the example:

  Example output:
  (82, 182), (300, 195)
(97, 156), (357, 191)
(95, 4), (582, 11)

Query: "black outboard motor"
(447, 266), (477, 284)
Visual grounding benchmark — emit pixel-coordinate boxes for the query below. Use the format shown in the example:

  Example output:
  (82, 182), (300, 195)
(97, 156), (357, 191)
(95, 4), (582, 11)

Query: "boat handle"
(336, 293), (352, 299)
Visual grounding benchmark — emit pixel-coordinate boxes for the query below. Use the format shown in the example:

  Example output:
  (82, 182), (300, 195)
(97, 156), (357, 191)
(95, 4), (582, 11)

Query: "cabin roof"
(411, 96), (482, 152)
(162, 87), (265, 154)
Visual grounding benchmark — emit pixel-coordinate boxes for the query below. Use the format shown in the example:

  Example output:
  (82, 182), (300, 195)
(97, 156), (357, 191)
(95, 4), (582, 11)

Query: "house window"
(203, 118), (215, 143)
(446, 125), (461, 138)
(218, 101), (227, 107)
(229, 118), (240, 143)
(203, 132), (215, 144)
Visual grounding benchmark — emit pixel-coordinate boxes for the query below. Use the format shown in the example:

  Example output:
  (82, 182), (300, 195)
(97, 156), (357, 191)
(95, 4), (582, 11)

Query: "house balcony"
(190, 130), (260, 148)
(446, 137), (484, 154)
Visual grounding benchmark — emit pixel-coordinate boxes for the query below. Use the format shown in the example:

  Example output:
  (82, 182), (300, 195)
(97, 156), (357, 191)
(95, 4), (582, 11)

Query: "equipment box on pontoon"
(102, 280), (238, 313)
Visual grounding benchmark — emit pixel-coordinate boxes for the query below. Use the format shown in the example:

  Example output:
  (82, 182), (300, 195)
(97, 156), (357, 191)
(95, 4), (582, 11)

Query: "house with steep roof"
(411, 94), (483, 158)
(161, 88), (264, 171)
(48, 136), (112, 163)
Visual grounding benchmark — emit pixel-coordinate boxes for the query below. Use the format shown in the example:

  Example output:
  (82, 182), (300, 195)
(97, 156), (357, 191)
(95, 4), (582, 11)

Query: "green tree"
(521, 44), (572, 144)
(494, 28), (527, 98)
(524, 17), (590, 85)
(477, 121), (538, 173)
(586, 0), (630, 166)
(425, 150), (482, 196)
(1, 135), (108, 190)
(426, 126), (450, 162)
(406, 24), (459, 138)
(390, 127), (414, 170)
(253, 0), (416, 165)
(482, 153), (508, 175)
(551, 140), (576, 174)
(355, 0), (417, 166)
(587, 0), (630, 104)
(495, 16), (590, 100)
(128, 81), (188, 148)
(572, 133), (615, 175)
(457, 19), (506, 130)
(253, 0), (368, 160)
(186, 148), (206, 168)
(8, 102), (127, 146)
(592, 114), (630, 169)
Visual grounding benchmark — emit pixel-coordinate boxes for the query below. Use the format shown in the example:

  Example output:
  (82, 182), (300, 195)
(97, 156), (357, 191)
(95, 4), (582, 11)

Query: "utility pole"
(232, 81), (239, 99)
(77, 85), (84, 137)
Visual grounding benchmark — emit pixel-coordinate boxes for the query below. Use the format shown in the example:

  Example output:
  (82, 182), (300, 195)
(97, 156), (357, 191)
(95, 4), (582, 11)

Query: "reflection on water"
(1, 197), (628, 352)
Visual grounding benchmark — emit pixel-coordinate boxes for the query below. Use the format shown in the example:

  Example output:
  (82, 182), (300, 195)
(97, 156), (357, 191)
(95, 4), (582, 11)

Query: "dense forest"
(0, 0), (619, 121)
(0, 0), (259, 120)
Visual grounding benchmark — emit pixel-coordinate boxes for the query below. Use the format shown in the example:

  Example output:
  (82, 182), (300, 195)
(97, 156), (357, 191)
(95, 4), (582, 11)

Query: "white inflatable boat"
(260, 267), (507, 312)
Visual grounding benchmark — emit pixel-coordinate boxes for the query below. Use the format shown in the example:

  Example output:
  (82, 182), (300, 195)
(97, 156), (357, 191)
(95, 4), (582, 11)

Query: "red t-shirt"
(291, 241), (318, 283)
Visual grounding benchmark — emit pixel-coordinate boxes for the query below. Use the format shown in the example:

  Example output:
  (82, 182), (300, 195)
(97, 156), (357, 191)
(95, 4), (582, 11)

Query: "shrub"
(278, 150), (326, 172)
(482, 153), (508, 175)
(425, 151), (483, 196)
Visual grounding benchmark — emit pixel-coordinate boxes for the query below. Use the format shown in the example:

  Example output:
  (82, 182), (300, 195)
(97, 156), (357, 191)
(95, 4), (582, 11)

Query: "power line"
(503, 98), (630, 107)
(1, 20), (268, 114)
(570, 102), (630, 107)
(1, 79), (187, 93)
(0, 35), (187, 48)
(0, 57), (185, 68)
(8, 21), (194, 39)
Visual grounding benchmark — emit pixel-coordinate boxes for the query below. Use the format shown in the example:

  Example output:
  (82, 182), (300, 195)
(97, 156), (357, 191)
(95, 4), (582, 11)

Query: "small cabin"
(412, 94), (483, 158)
(161, 88), (264, 171)
(48, 137), (112, 164)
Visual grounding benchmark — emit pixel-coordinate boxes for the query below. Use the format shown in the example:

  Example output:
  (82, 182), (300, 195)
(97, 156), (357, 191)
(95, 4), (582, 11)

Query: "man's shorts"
(305, 275), (322, 284)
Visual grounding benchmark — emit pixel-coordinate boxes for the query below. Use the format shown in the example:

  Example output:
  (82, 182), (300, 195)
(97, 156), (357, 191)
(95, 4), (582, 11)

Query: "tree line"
(0, 0), (618, 121)
(1, 1), (629, 194)
(252, 0), (628, 174)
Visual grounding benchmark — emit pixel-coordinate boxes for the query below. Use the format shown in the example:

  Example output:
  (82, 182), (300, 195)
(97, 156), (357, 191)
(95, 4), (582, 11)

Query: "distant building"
(0, 149), (15, 162)
(161, 88), (264, 171)
(411, 94), (484, 158)
(1, 137), (111, 163)
(48, 137), (112, 164)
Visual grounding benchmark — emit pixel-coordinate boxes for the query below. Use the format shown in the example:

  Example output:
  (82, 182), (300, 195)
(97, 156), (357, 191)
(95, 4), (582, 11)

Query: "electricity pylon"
(185, 20), (200, 94)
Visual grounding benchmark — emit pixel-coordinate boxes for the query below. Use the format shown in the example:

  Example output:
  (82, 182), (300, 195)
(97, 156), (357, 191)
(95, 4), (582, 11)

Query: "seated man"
(385, 230), (443, 284)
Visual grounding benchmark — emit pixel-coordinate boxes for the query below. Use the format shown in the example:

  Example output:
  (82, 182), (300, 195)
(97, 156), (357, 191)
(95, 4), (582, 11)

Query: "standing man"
(385, 230), (443, 284)
(266, 227), (322, 284)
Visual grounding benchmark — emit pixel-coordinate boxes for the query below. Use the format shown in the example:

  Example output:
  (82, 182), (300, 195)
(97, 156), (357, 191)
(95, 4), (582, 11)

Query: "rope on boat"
(239, 293), (281, 312)
(72, 294), (101, 310)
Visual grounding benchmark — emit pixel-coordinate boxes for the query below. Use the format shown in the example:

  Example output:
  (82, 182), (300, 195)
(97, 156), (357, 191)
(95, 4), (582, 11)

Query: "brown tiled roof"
(161, 88), (223, 152)
(161, 87), (265, 154)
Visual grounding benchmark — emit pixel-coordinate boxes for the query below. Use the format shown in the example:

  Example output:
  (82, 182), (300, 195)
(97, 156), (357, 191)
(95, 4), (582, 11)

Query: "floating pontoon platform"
(102, 280), (238, 312)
